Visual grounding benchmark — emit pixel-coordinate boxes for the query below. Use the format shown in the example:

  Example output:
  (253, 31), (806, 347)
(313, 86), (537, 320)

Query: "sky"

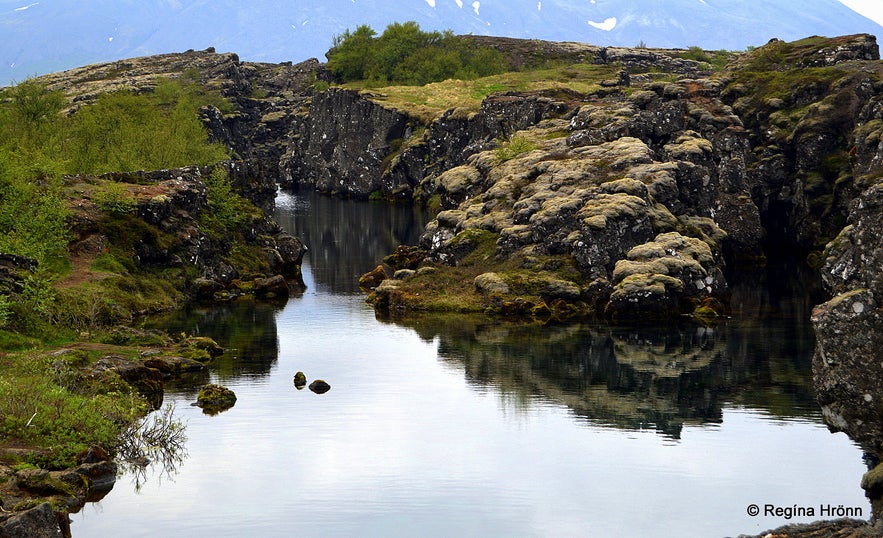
(838, 0), (883, 26)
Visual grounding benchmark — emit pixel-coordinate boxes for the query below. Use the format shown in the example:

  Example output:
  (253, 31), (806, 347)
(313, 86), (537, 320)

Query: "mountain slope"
(1, 0), (882, 85)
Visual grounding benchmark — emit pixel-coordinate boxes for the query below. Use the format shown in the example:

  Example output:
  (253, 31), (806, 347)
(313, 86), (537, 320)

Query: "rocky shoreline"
(2, 32), (883, 535)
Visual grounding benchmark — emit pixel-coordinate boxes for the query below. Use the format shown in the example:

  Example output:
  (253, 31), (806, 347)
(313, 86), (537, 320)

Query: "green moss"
(452, 229), (500, 265)
(578, 193), (648, 230)
(613, 273), (685, 296)
(862, 462), (883, 491)
(495, 134), (540, 163)
(674, 47), (735, 71)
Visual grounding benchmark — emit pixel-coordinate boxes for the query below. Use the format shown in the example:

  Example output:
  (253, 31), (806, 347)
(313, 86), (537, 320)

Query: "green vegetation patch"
(326, 21), (506, 86)
(673, 46), (735, 71)
(360, 62), (615, 123)
(0, 350), (149, 468)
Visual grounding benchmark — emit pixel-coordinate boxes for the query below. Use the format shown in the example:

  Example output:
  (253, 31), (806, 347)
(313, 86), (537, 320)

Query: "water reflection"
(149, 299), (284, 381)
(154, 192), (825, 436)
(388, 312), (821, 439)
(114, 404), (189, 492)
(74, 190), (866, 537)
(274, 188), (428, 293)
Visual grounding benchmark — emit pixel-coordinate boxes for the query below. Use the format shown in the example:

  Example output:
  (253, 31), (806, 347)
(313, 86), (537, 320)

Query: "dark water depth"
(72, 190), (867, 538)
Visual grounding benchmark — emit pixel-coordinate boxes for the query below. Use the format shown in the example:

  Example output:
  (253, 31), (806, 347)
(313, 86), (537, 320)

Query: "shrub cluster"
(326, 21), (506, 85)
(0, 77), (229, 265)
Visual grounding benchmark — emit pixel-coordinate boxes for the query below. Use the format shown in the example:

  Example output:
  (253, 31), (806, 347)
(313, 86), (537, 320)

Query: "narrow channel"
(71, 190), (868, 537)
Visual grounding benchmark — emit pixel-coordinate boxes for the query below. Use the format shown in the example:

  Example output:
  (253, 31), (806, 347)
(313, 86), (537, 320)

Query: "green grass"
(0, 348), (149, 469)
(352, 63), (616, 123)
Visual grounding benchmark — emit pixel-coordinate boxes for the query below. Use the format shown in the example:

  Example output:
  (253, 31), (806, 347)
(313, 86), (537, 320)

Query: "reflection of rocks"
(274, 190), (427, 294)
(611, 326), (718, 378)
(391, 290), (820, 438)
(149, 299), (282, 379)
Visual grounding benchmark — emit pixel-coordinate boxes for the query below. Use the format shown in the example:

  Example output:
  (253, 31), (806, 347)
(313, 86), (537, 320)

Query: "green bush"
(93, 181), (137, 216)
(0, 78), (231, 270)
(64, 79), (230, 173)
(205, 167), (253, 228)
(326, 21), (506, 86)
(0, 294), (11, 328)
(495, 134), (539, 162)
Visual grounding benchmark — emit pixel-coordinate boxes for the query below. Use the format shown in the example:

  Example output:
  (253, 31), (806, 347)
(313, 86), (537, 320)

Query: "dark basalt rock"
(813, 182), (883, 513)
(0, 502), (64, 538)
(308, 380), (331, 394)
(253, 274), (290, 298)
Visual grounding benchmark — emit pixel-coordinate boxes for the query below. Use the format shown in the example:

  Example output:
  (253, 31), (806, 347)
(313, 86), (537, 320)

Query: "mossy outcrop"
(358, 34), (883, 326)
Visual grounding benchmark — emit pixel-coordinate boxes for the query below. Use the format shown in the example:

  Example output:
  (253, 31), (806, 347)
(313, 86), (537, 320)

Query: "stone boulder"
(273, 234), (307, 279)
(358, 265), (388, 289)
(253, 274), (290, 298)
(308, 380), (331, 394)
(0, 503), (63, 538)
(196, 384), (237, 413)
(293, 371), (307, 389)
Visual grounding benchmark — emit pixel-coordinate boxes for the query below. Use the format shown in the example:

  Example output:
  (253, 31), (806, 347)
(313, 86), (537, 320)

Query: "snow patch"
(425, 0), (435, 7)
(14, 2), (39, 11)
(537, 1), (541, 11)
(108, 36), (114, 42)
(588, 17), (617, 31)
(455, 0), (463, 7)
(472, 1), (480, 15)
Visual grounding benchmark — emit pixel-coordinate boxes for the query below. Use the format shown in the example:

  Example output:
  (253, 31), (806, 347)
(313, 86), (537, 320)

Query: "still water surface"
(74, 190), (868, 537)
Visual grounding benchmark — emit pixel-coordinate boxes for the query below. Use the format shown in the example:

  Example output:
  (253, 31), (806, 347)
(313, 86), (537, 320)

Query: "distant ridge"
(2, 0), (882, 85)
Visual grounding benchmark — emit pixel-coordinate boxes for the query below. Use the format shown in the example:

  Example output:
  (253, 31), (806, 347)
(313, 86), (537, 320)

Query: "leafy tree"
(326, 21), (506, 86)
(327, 24), (378, 82)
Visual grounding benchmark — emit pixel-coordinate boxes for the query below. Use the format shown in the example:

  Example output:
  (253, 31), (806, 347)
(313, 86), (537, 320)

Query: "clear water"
(71, 190), (868, 537)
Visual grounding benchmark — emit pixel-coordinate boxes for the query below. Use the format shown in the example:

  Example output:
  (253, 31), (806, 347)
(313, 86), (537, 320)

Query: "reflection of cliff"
(391, 300), (821, 439)
(274, 189), (428, 293)
(149, 299), (283, 380)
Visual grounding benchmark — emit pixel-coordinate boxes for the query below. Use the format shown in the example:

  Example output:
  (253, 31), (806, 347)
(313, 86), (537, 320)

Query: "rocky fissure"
(7, 32), (883, 534)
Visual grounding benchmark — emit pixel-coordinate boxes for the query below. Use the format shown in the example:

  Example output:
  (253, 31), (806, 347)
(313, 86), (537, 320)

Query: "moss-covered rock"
(196, 384), (237, 413)
(358, 265), (388, 290)
(293, 371), (307, 389)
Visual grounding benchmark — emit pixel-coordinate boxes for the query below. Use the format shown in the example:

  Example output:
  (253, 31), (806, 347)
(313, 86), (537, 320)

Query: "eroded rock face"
(813, 183), (883, 455)
(406, 75), (759, 320)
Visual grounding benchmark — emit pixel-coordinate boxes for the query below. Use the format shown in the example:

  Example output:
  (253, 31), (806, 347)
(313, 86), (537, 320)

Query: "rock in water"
(196, 384), (237, 413)
(358, 265), (387, 289)
(293, 371), (307, 389)
(308, 380), (331, 394)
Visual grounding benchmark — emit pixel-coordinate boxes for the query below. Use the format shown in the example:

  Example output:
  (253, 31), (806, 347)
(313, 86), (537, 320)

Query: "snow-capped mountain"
(2, 0), (882, 85)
